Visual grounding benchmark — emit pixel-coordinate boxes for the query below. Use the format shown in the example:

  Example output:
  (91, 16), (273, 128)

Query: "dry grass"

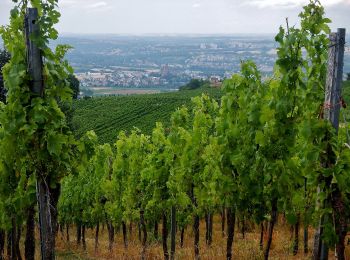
(5, 214), (348, 260)
(53, 215), (349, 260)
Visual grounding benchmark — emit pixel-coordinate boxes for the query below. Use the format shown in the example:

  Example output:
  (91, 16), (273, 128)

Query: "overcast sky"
(0, 0), (349, 35)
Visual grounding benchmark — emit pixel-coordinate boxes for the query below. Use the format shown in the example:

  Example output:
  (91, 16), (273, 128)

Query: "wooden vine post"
(25, 8), (44, 96)
(313, 28), (346, 260)
(324, 28), (346, 131)
(25, 7), (55, 260)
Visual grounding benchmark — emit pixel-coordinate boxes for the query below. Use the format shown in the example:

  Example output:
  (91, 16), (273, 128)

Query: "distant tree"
(179, 79), (209, 91)
(347, 72), (350, 81)
(0, 49), (11, 102)
(0, 49), (10, 69)
(68, 74), (80, 99)
(81, 88), (93, 97)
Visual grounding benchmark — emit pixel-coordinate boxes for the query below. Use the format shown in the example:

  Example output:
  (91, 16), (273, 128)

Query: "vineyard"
(73, 79), (350, 146)
(71, 87), (222, 144)
(0, 1), (350, 260)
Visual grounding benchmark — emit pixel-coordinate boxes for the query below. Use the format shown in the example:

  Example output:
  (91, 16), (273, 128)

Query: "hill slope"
(72, 87), (222, 144)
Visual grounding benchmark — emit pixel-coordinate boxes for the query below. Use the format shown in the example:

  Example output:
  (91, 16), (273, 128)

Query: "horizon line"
(58, 32), (278, 37)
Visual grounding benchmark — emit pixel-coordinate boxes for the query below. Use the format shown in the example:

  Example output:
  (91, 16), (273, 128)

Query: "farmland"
(71, 87), (222, 144)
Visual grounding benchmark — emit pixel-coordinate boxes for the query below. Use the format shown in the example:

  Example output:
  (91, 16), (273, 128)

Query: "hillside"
(343, 80), (350, 104)
(72, 80), (350, 145)
(72, 87), (222, 144)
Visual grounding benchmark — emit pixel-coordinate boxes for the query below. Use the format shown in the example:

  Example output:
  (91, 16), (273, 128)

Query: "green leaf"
(47, 134), (65, 156)
(255, 131), (266, 146)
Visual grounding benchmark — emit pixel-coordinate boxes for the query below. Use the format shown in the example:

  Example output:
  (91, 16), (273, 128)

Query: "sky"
(0, 0), (350, 35)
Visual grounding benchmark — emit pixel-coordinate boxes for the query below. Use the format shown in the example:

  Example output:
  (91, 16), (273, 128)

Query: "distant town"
(53, 35), (350, 96)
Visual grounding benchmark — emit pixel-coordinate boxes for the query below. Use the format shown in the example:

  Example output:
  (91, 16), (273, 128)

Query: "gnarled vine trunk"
(304, 178), (308, 254)
(162, 213), (169, 260)
(331, 186), (347, 260)
(37, 177), (55, 260)
(16, 224), (22, 260)
(129, 222), (132, 238)
(205, 212), (213, 246)
(25, 204), (35, 260)
(107, 221), (114, 252)
(140, 210), (147, 260)
(76, 223), (81, 245)
(304, 223), (308, 254)
(49, 184), (61, 239)
(264, 199), (277, 260)
(259, 222), (264, 251)
(0, 229), (5, 260)
(82, 225), (86, 251)
(241, 214), (246, 239)
(221, 207), (226, 237)
(138, 222), (142, 243)
(226, 207), (235, 260)
(193, 214), (200, 260)
(154, 221), (158, 241)
(66, 224), (70, 242)
(7, 218), (21, 260)
(191, 184), (200, 260)
(6, 229), (11, 260)
(95, 223), (99, 252)
(122, 221), (128, 248)
(170, 206), (176, 260)
(180, 227), (185, 248)
(293, 213), (300, 256)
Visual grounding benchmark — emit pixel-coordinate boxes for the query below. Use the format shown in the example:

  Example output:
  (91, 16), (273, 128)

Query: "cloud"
(1, 0), (349, 34)
(245, 0), (347, 9)
(60, 0), (77, 7)
(59, 0), (109, 9)
(86, 1), (108, 9)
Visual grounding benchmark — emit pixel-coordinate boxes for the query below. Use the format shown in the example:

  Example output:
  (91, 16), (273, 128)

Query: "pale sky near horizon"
(0, 0), (349, 35)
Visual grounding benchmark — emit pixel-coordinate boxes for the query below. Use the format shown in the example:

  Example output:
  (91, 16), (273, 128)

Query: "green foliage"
(59, 134), (111, 226)
(0, 0), (78, 232)
(72, 87), (222, 144)
(214, 0), (350, 248)
(0, 49), (11, 72)
(59, 1), (350, 254)
(1, 0), (349, 257)
(0, 49), (10, 102)
(342, 80), (350, 105)
(179, 79), (210, 91)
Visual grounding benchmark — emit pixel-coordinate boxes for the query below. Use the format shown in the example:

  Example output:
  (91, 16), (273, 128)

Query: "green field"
(72, 87), (222, 144)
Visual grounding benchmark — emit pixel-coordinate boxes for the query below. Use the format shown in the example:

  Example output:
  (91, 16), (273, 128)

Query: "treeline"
(179, 79), (210, 91)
